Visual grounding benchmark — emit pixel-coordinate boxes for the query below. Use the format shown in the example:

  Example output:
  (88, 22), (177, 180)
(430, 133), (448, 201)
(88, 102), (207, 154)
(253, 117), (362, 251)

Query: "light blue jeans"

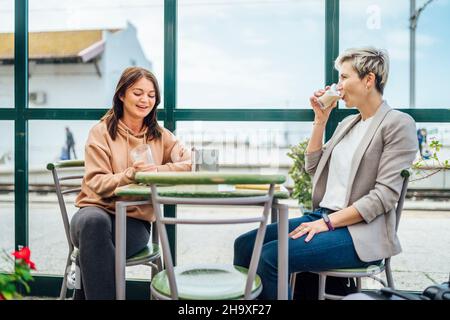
(233, 207), (381, 300)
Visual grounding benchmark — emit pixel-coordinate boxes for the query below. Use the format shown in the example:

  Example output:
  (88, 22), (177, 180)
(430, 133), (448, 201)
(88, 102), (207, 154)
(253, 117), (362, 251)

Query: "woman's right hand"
(309, 86), (338, 124)
(133, 161), (157, 173)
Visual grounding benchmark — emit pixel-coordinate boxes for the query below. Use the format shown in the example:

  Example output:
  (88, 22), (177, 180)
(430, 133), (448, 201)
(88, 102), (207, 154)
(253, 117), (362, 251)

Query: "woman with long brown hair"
(70, 67), (191, 299)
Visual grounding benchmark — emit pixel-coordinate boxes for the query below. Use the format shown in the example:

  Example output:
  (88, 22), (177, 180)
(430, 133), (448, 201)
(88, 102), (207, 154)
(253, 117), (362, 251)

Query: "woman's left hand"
(289, 219), (330, 242)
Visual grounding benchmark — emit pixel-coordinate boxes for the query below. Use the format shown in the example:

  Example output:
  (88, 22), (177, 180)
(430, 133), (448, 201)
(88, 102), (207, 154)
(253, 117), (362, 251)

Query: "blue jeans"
(233, 207), (380, 300)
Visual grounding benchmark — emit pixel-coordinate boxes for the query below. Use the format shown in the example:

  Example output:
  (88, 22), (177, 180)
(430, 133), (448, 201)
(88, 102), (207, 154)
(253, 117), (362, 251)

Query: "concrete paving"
(0, 195), (449, 295)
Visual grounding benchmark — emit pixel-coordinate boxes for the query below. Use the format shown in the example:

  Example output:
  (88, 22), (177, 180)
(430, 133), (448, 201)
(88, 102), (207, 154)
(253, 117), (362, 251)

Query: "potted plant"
(0, 247), (36, 300)
(287, 139), (312, 214)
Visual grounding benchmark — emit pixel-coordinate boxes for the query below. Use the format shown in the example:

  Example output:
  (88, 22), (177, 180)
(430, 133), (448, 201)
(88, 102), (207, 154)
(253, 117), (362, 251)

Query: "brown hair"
(101, 67), (163, 141)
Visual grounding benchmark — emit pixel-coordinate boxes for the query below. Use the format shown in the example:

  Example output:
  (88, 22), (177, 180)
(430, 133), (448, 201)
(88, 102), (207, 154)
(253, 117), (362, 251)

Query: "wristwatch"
(321, 212), (335, 231)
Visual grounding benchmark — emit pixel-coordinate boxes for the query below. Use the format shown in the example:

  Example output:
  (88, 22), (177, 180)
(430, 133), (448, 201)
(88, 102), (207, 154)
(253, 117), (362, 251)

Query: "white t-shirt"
(319, 117), (374, 211)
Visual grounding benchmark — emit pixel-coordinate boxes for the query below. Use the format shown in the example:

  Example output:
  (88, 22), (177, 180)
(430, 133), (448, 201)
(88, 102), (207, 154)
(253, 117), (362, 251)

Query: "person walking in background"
(417, 128), (429, 159)
(65, 127), (77, 160)
(417, 128), (424, 157)
(420, 128), (431, 159)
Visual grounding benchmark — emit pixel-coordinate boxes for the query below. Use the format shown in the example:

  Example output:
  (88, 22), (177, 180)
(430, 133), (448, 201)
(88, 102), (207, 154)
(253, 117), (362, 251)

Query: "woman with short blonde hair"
(234, 47), (418, 299)
(335, 47), (390, 94)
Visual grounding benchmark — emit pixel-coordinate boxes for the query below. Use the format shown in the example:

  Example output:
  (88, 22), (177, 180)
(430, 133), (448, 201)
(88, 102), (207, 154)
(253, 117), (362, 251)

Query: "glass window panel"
(399, 123), (450, 291)
(410, 122), (450, 189)
(28, 0), (164, 109)
(340, 0), (410, 108)
(29, 121), (95, 168)
(175, 121), (311, 265)
(28, 120), (96, 276)
(178, 0), (325, 109)
(176, 121), (312, 176)
(0, 121), (14, 272)
(387, 121), (450, 291)
(0, 0), (14, 108)
(415, 1), (450, 107)
(341, 0), (450, 109)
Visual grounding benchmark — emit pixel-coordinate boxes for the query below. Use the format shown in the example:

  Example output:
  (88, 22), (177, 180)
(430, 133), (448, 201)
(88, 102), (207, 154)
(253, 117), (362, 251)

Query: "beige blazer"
(305, 102), (418, 262)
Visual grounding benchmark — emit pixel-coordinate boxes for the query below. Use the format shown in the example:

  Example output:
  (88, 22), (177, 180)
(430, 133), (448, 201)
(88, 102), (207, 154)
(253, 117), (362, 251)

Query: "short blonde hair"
(335, 47), (389, 94)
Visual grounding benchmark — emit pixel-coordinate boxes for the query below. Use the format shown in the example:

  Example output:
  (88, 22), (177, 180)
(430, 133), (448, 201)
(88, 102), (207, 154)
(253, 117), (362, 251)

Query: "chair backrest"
(47, 160), (85, 253)
(139, 172), (285, 300)
(47, 160), (160, 249)
(394, 169), (411, 232)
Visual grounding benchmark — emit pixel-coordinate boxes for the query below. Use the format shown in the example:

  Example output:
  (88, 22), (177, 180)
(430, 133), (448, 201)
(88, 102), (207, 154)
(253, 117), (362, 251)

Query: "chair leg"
(385, 261), (395, 289)
(139, 260), (160, 300)
(150, 287), (158, 301)
(145, 257), (162, 279)
(156, 256), (163, 274)
(318, 274), (327, 300)
(58, 257), (71, 300)
(289, 272), (297, 298)
(356, 277), (362, 292)
(150, 266), (156, 280)
(59, 272), (68, 300)
(151, 263), (160, 281)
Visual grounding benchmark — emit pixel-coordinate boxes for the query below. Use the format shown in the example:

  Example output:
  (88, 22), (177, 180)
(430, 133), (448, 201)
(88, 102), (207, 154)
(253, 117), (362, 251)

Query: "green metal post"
(325, 0), (340, 141)
(0, 109), (16, 120)
(173, 109), (315, 122)
(164, 0), (177, 132)
(164, 0), (177, 263)
(14, 0), (29, 249)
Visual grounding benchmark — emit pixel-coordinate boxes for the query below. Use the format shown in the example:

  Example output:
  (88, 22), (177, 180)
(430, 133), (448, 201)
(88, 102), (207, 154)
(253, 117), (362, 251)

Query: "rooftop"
(0, 29), (119, 63)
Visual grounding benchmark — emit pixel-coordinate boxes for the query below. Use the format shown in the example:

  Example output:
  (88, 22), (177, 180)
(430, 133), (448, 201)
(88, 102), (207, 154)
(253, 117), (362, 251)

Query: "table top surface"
(134, 171), (286, 185)
(114, 183), (290, 199)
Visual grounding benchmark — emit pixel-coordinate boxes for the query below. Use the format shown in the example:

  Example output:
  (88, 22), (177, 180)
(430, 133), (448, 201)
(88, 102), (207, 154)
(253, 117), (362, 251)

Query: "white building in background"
(0, 22), (152, 108)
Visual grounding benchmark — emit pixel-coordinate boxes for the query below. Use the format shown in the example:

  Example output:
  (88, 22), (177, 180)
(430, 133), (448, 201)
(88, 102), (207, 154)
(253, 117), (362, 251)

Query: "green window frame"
(3, 0), (450, 297)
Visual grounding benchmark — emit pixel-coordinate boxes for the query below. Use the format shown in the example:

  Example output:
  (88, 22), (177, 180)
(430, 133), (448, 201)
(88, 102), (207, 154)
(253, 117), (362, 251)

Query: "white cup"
(318, 83), (341, 110)
(130, 144), (154, 165)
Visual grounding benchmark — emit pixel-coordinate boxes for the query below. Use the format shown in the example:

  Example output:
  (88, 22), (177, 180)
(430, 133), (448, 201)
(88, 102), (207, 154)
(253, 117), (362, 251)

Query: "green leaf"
(22, 272), (33, 281)
(17, 278), (31, 293)
(1, 291), (14, 300)
(287, 139), (313, 210)
(1, 249), (36, 299)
